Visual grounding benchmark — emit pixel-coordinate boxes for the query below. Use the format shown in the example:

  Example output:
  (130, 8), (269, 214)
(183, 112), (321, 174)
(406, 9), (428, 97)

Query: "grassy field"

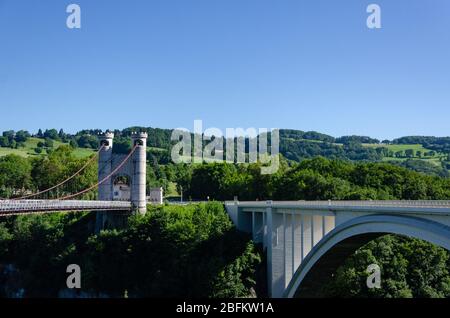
(282, 137), (326, 144)
(282, 139), (436, 155)
(362, 143), (431, 153)
(148, 146), (167, 152)
(363, 143), (446, 160)
(0, 137), (94, 158)
(166, 181), (179, 196)
(366, 143), (448, 168)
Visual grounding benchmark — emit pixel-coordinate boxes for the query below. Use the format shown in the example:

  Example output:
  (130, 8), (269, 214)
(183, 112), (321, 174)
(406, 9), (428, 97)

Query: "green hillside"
(2, 128), (450, 176)
(0, 137), (94, 158)
(363, 143), (429, 153)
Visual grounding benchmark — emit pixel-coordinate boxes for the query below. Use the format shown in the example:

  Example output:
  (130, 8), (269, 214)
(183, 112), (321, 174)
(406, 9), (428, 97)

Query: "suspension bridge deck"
(0, 200), (132, 216)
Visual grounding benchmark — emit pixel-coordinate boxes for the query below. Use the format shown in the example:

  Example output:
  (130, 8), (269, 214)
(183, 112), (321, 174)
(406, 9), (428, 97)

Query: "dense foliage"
(1, 140), (450, 298)
(0, 130), (31, 148)
(324, 235), (450, 298)
(280, 138), (385, 162)
(390, 159), (450, 178)
(335, 135), (380, 144)
(0, 203), (262, 298)
(179, 157), (450, 201)
(280, 129), (335, 143)
(0, 147), (97, 199)
(394, 136), (450, 153)
(6, 128), (450, 174)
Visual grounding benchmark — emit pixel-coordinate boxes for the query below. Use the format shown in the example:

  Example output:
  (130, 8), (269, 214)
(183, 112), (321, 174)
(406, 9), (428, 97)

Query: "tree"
(0, 136), (9, 147)
(405, 149), (414, 158)
(2, 130), (14, 138)
(69, 139), (78, 148)
(187, 164), (237, 200)
(76, 134), (99, 149)
(31, 146), (97, 197)
(43, 129), (59, 140)
(0, 203), (262, 298)
(323, 235), (450, 298)
(58, 129), (66, 141)
(395, 151), (404, 158)
(15, 130), (30, 143)
(44, 138), (54, 148)
(0, 155), (32, 196)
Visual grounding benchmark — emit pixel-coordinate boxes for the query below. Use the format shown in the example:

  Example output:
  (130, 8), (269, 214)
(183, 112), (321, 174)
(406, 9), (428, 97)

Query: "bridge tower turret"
(131, 132), (147, 214)
(98, 132), (114, 201)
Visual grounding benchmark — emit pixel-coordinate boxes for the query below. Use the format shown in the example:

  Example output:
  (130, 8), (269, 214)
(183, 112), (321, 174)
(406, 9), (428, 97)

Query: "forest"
(3, 128), (450, 178)
(0, 132), (450, 298)
(0, 203), (448, 298)
(0, 203), (263, 297)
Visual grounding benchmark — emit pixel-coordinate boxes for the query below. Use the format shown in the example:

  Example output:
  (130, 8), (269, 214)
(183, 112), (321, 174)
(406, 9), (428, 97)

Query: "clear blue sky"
(0, 0), (449, 140)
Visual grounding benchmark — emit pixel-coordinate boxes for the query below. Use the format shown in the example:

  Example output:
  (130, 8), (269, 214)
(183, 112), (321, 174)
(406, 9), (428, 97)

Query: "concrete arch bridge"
(225, 200), (450, 298)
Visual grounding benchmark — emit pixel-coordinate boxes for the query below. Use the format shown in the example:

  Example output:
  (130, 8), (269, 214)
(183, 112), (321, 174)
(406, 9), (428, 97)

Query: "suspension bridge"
(0, 132), (147, 227)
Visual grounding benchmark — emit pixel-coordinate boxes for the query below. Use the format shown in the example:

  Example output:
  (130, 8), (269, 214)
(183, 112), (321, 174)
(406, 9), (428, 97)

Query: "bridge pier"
(265, 205), (334, 297)
(95, 210), (129, 232)
(266, 203), (284, 297)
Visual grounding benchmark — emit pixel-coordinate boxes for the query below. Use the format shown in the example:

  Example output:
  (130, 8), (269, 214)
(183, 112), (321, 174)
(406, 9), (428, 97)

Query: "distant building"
(113, 182), (131, 201)
(148, 187), (163, 205)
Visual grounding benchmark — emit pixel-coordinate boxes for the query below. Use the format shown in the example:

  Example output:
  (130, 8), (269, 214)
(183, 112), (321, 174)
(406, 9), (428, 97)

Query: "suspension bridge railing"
(0, 200), (132, 216)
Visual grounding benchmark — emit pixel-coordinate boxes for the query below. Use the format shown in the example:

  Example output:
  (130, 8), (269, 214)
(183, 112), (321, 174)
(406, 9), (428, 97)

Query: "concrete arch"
(284, 214), (450, 298)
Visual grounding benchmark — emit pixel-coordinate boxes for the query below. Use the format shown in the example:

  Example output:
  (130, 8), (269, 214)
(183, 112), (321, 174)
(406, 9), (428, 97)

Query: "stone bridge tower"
(98, 132), (114, 203)
(130, 132), (148, 214)
(96, 132), (147, 231)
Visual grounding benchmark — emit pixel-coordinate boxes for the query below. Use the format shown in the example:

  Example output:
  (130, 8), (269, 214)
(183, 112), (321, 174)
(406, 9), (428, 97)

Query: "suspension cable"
(12, 145), (105, 200)
(56, 145), (138, 201)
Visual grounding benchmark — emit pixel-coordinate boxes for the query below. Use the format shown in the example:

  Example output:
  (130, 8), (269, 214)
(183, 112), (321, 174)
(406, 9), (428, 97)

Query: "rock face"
(1, 263), (115, 298)
(0, 264), (25, 298)
(58, 289), (110, 298)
